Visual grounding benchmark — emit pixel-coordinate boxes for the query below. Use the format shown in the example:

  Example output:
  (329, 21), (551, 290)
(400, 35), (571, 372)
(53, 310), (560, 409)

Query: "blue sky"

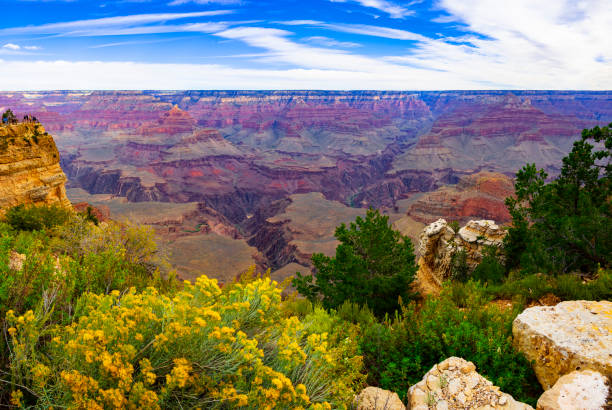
(0, 0), (610, 89)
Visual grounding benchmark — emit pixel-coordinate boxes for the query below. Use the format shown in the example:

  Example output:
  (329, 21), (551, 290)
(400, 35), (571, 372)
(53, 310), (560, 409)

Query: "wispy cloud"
(215, 27), (400, 72)
(1, 43), (41, 53)
(168, 0), (241, 5)
(329, 0), (413, 19)
(90, 37), (189, 48)
(0, 11), (234, 36)
(278, 21), (425, 41)
(303, 36), (361, 48)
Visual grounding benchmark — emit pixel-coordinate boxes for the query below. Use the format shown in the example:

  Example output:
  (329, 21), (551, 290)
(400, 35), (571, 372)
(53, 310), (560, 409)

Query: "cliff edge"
(0, 123), (71, 214)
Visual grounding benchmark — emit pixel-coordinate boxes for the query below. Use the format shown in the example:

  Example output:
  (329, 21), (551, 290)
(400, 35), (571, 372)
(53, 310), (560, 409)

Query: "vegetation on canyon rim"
(0, 123), (609, 408)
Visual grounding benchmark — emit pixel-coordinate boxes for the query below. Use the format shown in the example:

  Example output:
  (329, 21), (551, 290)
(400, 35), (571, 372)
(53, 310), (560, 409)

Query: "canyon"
(1, 91), (611, 281)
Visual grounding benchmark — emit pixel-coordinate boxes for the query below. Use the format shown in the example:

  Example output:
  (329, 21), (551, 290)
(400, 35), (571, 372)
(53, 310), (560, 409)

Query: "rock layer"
(536, 370), (610, 410)
(0, 123), (71, 214)
(513, 300), (612, 390)
(408, 357), (533, 410)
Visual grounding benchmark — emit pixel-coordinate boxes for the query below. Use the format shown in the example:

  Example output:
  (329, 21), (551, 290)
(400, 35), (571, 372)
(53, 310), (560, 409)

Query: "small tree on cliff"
(293, 208), (418, 316)
(505, 122), (611, 274)
(2, 109), (17, 125)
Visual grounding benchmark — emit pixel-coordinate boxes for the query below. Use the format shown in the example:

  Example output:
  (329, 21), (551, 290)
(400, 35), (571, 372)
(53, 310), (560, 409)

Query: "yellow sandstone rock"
(353, 386), (406, 410)
(0, 123), (71, 214)
(513, 300), (612, 390)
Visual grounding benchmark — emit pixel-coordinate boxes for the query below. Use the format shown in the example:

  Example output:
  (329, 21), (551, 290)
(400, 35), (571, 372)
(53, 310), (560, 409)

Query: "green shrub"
(5, 204), (71, 232)
(487, 273), (553, 304)
(357, 288), (541, 406)
(484, 268), (612, 304)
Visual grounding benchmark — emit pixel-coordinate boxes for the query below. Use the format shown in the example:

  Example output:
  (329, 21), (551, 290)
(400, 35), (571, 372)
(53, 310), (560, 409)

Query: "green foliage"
(293, 209), (418, 316)
(450, 248), (469, 282)
(356, 287), (541, 406)
(505, 123), (611, 274)
(448, 220), (460, 233)
(486, 268), (612, 304)
(5, 204), (71, 232)
(472, 246), (506, 284)
(83, 206), (100, 225)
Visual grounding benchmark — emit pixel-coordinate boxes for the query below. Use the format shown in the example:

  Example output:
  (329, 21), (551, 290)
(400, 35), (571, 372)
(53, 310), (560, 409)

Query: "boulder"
(408, 357), (533, 410)
(536, 370), (610, 410)
(513, 300), (612, 390)
(353, 386), (406, 410)
(416, 219), (506, 291)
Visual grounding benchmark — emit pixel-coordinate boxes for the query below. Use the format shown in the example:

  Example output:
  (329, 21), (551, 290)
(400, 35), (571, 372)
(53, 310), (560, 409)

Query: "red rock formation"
(139, 105), (196, 136)
(407, 172), (514, 224)
(72, 202), (111, 222)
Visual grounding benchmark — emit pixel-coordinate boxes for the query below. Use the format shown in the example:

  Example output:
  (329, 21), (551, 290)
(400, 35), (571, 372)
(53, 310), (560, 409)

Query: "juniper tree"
(293, 208), (418, 316)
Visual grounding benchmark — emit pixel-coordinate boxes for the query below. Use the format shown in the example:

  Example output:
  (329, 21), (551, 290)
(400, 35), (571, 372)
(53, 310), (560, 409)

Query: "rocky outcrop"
(0, 123), (71, 214)
(408, 357), (533, 410)
(513, 300), (612, 390)
(353, 387), (406, 410)
(416, 219), (506, 291)
(536, 370), (610, 410)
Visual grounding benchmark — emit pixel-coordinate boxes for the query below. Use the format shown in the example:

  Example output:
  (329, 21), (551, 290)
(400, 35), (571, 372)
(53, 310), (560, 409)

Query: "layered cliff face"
(0, 123), (71, 214)
(407, 172), (514, 224)
(1, 90), (610, 275)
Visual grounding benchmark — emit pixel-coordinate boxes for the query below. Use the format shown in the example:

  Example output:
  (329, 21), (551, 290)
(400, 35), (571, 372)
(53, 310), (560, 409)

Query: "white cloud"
(3, 44), (21, 50)
(329, 0), (413, 19)
(0, 11), (234, 36)
(23, 46), (41, 50)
